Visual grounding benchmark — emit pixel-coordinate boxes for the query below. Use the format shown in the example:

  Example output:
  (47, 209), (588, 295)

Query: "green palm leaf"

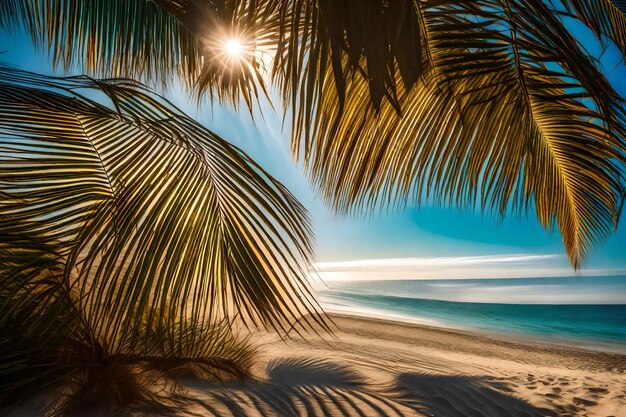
(0, 64), (325, 342)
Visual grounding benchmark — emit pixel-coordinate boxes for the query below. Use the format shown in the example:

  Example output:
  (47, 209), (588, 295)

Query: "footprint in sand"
(555, 403), (579, 415)
(586, 387), (609, 394)
(573, 396), (598, 407)
(525, 383), (537, 390)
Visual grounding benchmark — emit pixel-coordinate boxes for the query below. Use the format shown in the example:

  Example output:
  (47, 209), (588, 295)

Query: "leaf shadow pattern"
(183, 358), (559, 417)
(393, 372), (560, 417)
(185, 357), (410, 416)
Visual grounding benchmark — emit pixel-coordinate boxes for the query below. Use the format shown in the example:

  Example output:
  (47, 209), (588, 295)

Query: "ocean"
(317, 275), (626, 353)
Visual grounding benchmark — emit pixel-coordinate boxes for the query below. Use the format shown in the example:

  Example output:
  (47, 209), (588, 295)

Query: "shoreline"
(255, 313), (626, 416)
(320, 313), (626, 374)
(324, 309), (626, 356)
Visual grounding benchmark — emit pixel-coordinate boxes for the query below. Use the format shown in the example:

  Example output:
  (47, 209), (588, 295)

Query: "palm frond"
(0, 0), (201, 88)
(290, 1), (626, 268)
(560, 0), (626, 55)
(44, 317), (255, 417)
(0, 63), (328, 409)
(271, 0), (422, 113)
(0, 234), (81, 407)
(2, 1), (624, 268)
(0, 234), (256, 409)
(163, 0), (282, 106)
(0, 64), (326, 344)
(0, 0), (281, 107)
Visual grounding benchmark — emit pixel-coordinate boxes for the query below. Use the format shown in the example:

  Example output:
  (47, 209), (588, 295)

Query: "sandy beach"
(173, 313), (626, 416)
(10, 313), (626, 417)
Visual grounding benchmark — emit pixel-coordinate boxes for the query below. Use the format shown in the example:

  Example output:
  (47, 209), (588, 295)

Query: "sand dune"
(10, 313), (626, 416)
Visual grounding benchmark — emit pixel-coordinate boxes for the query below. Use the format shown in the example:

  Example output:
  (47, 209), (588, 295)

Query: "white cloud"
(314, 254), (623, 281)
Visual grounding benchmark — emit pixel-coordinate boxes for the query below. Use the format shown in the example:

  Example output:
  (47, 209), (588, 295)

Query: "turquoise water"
(318, 275), (626, 352)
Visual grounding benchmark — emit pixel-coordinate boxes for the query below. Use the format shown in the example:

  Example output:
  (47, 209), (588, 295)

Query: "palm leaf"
(0, 0), (281, 106)
(0, 64), (326, 345)
(560, 0), (626, 55)
(0, 0), (201, 87)
(2, 1), (624, 269)
(0, 234), (80, 406)
(290, 1), (626, 269)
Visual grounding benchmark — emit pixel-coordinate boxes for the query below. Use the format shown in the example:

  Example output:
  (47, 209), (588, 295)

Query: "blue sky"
(1, 22), (624, 279)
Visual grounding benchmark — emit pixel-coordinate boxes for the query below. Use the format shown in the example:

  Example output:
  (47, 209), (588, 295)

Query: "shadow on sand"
(181, 357), (558, 417)
(393, 372), (558, 417)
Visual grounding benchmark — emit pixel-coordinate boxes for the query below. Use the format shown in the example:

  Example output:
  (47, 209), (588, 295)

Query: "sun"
(224, 39), (243, 57)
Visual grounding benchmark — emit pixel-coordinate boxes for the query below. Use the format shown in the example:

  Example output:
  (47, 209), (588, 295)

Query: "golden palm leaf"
(0, 64), (325, 340)
(1, 1), (625, 263)
(286, 1), (626, 269)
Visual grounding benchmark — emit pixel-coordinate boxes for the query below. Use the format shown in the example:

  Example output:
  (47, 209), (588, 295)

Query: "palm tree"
(2, 0), (623, 268)
(1, 0), (625, 412)
(0, 65), (325, 410)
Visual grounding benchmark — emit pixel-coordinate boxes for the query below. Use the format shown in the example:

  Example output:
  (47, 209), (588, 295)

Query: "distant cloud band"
(314, 254), (621, 281)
